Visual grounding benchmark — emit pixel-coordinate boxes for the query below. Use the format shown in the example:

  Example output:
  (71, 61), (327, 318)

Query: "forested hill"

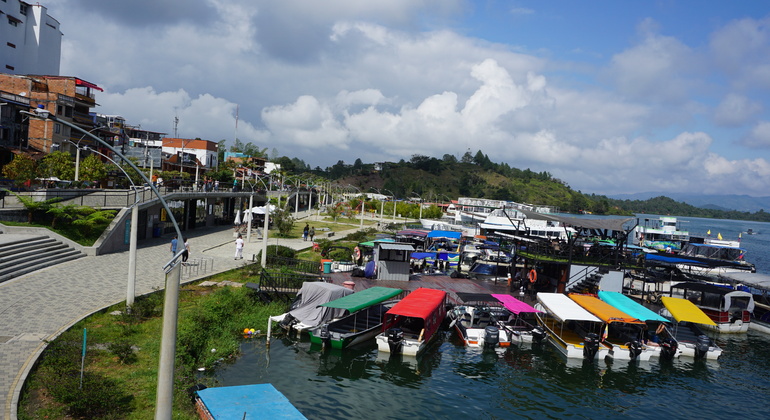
(293, 151), (770, 222)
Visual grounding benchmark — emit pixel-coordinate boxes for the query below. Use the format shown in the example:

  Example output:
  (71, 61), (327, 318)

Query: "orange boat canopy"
(569, 294), (644, 324)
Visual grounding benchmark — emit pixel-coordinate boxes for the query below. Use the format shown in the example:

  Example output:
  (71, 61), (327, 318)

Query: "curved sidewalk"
(0, 220), (362, 420)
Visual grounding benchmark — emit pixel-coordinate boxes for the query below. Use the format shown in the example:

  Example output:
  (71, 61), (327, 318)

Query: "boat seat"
(475, 312), (491, 328)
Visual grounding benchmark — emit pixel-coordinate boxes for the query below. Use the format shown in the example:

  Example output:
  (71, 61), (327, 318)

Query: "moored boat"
(569, 294), (657, 361)
(659, 296), (722, 359)
(447, 293), (544, 349)
(669, 282), (754, 333)
(267, 282), (354, 336)
(633, 216), (689, 252)
(534, 293), (611, 361)
(597, 291), (679, 359)
(376, 288), (447, 356)
(308, 286), (403, 350)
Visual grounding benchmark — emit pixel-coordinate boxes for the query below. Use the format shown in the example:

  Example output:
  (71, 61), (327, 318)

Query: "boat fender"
(528, 269), (537, 284)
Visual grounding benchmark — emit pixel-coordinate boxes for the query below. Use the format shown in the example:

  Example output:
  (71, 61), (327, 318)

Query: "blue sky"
(45, 1), (770, 197)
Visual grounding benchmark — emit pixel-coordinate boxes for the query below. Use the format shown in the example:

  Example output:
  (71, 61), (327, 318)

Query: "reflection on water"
(211, 218), (770, 419)
(212, 329), (770, 420)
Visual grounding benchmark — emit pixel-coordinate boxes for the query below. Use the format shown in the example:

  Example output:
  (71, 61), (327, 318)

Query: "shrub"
(108, 340), (137, 364)
(267, 244), (296, 259)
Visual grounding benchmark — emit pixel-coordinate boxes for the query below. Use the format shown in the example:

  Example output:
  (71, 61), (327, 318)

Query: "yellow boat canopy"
(569, 294), (644, 324)
(660, 296), (717, 326)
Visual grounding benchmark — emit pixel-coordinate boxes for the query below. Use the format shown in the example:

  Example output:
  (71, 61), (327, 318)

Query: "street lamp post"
(74, 126), (103, 181)
(23, 107), (185, 420)
(412, 192), (423, 221)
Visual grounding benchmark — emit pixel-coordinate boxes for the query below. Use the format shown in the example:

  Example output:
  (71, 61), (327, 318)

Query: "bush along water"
(20, 274), (288, 419)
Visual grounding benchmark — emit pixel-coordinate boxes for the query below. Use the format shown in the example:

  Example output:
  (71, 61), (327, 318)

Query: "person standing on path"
(308, 226), (315, 242)
(303, 223), (309, 241)
(235, 234), (244, 260)
(170, 235), (178, 257)
(182, 237), (190, 263)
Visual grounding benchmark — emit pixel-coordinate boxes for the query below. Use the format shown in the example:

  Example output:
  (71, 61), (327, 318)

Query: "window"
(8, 18), (18, 27)
(5, 65), (14, 70)
(54, 123), (61, 134)
(6, 42), (15, 48)
(20, 4), (27, 15)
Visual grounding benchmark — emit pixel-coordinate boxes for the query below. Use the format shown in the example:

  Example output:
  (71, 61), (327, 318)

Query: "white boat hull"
(536, 314), (610, 360)
(376, 333), (427, 356)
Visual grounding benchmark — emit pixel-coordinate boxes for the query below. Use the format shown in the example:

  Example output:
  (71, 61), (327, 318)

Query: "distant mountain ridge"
(608, 192), (770, 213)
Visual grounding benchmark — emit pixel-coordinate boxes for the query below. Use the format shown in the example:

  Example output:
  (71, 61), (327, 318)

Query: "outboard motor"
(483, 326), (500, 349)
(583, 333), (600, 360)
(387, 328), (405, 354)
(319, 324), (331, 350)
(531, 326), (547, 343)
(659, 338), (678, 360)
(695, 335), (711, 359)
(627, 340), (643, 360)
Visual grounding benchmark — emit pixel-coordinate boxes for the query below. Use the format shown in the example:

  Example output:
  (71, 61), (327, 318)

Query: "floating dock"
(196, 384), (306, 419)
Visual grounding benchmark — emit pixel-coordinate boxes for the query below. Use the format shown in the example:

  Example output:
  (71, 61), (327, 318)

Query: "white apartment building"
(0, 1), (62, 75)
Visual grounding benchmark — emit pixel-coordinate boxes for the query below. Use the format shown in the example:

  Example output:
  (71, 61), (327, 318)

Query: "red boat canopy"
(385, 288), (446, 320)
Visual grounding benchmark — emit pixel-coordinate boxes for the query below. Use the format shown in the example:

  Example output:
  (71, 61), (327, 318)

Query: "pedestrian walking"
(308, 226), (315, 242)
(303, 223), (309, 241)
(182, 237), (190, 263)
(170, 235), (178, 257)
(235, 234), (244, 260)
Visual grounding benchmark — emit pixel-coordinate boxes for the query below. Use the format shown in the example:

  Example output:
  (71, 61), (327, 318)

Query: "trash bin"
(152, 223), (162, 238)
(323, 261), (332, 274)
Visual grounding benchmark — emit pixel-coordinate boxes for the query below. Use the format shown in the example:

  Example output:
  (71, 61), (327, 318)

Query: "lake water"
(212, 216), (770, 419)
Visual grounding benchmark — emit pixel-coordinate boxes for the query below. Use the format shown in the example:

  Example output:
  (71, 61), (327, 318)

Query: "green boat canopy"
(320, 286), (403, 312)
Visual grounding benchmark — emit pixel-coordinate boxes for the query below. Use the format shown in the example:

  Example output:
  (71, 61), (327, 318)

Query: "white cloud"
(741, 121), (770, 149)
(710, 16), (770, 90)
(713, 94), (763, 127)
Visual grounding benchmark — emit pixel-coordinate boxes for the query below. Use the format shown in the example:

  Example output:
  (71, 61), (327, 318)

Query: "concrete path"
(0, 215), (364, 420)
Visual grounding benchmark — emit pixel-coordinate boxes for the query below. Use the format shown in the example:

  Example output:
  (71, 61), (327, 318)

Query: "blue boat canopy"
(598, 291), (669, 323)
(427, 230), (462, 239)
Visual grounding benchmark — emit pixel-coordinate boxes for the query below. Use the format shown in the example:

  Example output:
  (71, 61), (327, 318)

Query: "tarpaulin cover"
(598, 291), (669, 323)
(288, 282), (354, 328)
(492, 294), (541, 314)
(196, 384), (305, 419)
(570, 294), (644, 324)
(660, 296), (717, 326)
(321, 287), (402, 312)
(536, 293), (601, 323)
(385, 288), (447, 320)
(427, 230), (462, 239)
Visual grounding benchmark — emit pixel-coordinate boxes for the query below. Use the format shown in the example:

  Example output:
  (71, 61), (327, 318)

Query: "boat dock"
(195, 384), (306, 419)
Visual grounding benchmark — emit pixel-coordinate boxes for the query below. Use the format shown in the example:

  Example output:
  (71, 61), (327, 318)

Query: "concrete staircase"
(0, 235), (85, 283)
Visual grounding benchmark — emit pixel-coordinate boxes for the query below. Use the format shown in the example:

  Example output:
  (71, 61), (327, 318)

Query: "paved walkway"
(0, 215), (364, 420)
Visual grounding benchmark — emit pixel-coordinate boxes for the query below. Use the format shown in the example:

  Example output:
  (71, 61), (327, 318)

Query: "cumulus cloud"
(41, 1), (770, 197)
(713, 94), (763, 126)
(741, 121), (770, 149)
(604, 18), (701, 103)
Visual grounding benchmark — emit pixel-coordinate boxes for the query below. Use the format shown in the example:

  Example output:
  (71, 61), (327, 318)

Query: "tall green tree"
(38, 151), (75, 180)
(78, 154), (108, 182)
(2, 154), (37, 185)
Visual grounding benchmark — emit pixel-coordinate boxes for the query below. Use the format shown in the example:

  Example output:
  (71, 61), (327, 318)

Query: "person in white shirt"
(235, 234), (244, 260)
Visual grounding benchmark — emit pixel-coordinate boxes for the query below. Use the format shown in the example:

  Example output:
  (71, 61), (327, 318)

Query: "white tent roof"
(248, 204), (277, 214)
(537, 293), (602, 323)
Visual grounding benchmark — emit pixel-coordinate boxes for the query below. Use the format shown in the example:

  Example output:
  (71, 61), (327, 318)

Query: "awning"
(517, 209), (633, 232)
(492, 294), (541, 314)
(320, 286), (402, 313)
(719, 271), (770, 291)
(427, 230), (462, 239)
(598, 291), (669, 323)
(660, 296), (717, 326)
(570, 294), (644, 324)
(75, 78), (104, 92)
(385, 288), (446, 320)
(378, 243), (415, 251)
(536, 293), (601, 323)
